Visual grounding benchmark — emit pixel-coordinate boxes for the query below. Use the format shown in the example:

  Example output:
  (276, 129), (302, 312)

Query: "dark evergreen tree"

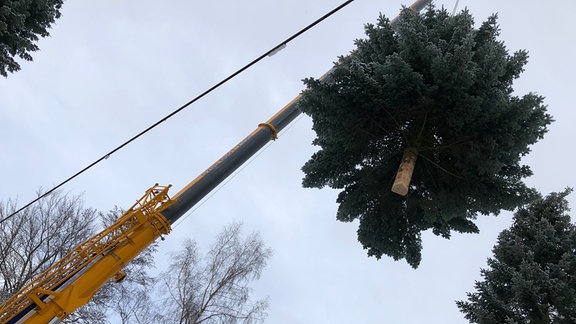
(0, 0), (63, 77)
(457, 190), (576, 323)
(298, 5), (552, 267)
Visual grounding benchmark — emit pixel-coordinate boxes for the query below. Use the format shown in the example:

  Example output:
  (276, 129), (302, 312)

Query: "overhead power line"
(0, 0), (355, 224)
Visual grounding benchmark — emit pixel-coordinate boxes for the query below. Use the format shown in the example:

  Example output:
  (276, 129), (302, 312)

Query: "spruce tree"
(0, 0), (63, 77)
(298, 5), (552, 267)
(457, 190), (576, 323)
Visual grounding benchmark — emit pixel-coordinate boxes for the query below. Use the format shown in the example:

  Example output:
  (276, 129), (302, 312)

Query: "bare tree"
(0, 196), (160, 323)
(1, 197), (271, 323)
(160, 222), (272, 324)
(0, 190), (97, 303)
(64, 250), (160, 324)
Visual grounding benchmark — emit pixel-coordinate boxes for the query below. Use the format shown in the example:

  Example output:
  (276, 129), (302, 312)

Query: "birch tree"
(160, 223), (271, 324)
(0, 191), (96, 302)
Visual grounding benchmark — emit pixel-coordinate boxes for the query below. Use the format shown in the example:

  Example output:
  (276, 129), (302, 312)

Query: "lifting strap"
(258, 123), (278, 140)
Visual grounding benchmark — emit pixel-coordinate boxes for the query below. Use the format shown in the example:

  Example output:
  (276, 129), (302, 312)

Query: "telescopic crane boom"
(0, 1), (430, 322)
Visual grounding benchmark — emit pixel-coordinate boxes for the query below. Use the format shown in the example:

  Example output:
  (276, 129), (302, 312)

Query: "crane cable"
(0, 0), (355, 225)
(170, 113), (306, 231)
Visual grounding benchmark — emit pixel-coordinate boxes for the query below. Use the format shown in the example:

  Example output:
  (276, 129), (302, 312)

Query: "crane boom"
(0, 185), (174, 323)
(160, 0), (432, 225)
(0, 1), (430, 322)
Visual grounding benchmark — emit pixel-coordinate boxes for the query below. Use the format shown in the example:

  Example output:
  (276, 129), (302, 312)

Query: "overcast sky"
(1, 0), (575, 323)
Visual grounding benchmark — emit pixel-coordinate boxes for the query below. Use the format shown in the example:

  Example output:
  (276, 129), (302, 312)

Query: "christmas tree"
(298, 5), (552, 267)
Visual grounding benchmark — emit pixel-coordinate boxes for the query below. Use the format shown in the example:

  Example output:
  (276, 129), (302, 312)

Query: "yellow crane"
(0, 1), (430, 322)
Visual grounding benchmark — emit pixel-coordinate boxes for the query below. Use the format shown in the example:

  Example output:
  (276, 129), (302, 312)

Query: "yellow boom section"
(0, 184), (174, 324)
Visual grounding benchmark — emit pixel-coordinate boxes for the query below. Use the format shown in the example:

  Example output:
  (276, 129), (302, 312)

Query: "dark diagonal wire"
(0, 0), (355, 224)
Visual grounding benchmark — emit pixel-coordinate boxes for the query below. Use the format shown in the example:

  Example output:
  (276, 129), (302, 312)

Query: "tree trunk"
(391, 148), (418, 196)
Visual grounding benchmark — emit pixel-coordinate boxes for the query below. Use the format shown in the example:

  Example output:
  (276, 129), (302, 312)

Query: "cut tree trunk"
(392, 147), (418, 196)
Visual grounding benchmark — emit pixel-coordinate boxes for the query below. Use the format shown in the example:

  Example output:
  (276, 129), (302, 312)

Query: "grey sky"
(1, 0), (575, 323)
